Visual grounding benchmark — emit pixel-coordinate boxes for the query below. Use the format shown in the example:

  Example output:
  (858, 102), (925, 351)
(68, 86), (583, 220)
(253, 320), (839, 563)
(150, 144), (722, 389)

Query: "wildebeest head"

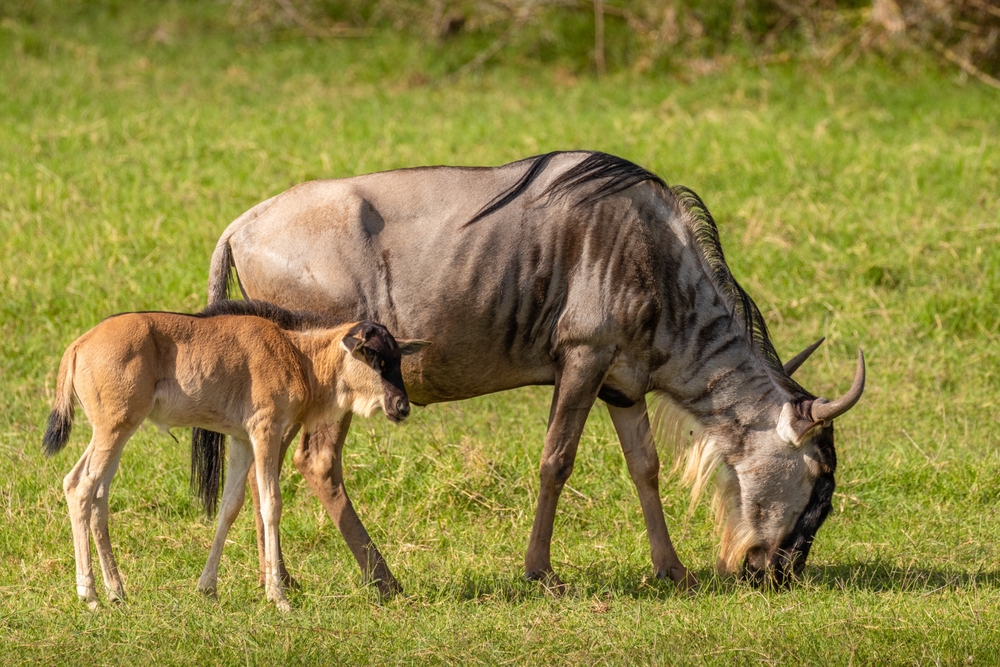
(339, 321), (429, 423)
(717, 342), (864, 586)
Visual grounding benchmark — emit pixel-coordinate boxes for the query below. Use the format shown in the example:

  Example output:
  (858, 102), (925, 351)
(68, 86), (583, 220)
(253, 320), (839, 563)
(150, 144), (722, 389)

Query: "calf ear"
(776, 401), (820, 447)
(340, 333), (366, 359)
(396, 339), (430, 356)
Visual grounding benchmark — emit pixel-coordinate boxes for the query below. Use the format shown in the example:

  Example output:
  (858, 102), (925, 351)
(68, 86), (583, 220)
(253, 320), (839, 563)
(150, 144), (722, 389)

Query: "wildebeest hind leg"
(607, 400), (697, 592)
(524, 346), (612, 590)
(249, 424), (301, 590)
(293, 413), (403, 598)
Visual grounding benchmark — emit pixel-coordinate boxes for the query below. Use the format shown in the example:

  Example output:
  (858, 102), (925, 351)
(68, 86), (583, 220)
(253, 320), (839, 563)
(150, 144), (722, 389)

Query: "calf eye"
(379, 359), (386, 371)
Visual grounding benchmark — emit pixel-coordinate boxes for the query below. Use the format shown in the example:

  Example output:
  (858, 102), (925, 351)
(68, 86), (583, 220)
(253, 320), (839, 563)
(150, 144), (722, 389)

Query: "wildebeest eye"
(379, 359), (386, 371)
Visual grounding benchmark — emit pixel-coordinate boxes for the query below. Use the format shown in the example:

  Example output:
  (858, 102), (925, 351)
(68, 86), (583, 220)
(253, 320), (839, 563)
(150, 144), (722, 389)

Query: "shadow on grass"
(412, 561), (1000, 603)
(807, 561), (1000, 593)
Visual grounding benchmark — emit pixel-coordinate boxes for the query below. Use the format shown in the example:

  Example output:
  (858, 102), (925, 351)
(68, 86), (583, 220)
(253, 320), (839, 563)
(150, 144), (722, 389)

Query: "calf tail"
(191, 427), (226, 518)
(42, 345), (77, 457)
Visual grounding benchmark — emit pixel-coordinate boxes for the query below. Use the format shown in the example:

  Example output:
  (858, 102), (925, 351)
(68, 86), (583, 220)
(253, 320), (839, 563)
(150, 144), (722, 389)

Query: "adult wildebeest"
(202, 151), (864, 594)
(43, 300), (425, 611)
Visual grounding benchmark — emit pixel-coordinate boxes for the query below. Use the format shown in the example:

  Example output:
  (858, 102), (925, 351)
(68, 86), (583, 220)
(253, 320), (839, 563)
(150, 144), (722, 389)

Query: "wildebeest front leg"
(248, 424), (301, 590)
(607, 400), (697, 591)
(293, 413), (402, 598)
(524, 346), (612, 589)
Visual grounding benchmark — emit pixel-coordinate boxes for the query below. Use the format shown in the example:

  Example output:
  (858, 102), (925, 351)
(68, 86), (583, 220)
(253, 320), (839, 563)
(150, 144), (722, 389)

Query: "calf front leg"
(254, 430), (290, 612)
(607, 400), (697, 591)
(524, 345), (612, 589)
(248, 424), (300, 589)
(293, 414), (401, 598)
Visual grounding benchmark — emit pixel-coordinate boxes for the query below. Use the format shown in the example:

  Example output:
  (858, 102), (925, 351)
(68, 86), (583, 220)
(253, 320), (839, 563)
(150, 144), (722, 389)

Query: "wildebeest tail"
(207, 235), (237, 305)
(191, 427), (226, 518)
(42, 344), (77, 457)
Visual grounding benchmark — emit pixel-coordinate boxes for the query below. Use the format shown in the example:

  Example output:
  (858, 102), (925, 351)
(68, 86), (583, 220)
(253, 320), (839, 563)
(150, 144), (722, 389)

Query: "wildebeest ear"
(776, 401), (820, 447)
(340, 334), (365, 359)
(396, 339), (430, 356)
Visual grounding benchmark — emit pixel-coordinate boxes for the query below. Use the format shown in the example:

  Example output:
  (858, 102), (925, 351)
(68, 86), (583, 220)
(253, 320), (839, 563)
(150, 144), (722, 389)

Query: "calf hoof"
(108, 590), (127, 605)
(78, 586), (100, 611)
(275, 599), (291, 613)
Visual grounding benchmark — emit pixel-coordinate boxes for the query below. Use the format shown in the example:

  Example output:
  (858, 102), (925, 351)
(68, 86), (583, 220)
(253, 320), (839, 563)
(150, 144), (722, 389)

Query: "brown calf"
(43, 300), (427, 611)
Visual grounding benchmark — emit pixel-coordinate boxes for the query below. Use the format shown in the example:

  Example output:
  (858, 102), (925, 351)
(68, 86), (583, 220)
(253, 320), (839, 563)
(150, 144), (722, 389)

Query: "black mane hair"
(195, 299), (341, 331)
(669, 185), (812, 399)
(465, 151), (665, 227)
(464, 150), (804, 399)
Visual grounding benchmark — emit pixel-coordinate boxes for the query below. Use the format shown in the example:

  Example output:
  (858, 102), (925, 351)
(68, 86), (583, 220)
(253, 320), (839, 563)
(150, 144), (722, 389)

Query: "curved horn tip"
(782, 336), (826, 376)
(812, 348), (866, 422)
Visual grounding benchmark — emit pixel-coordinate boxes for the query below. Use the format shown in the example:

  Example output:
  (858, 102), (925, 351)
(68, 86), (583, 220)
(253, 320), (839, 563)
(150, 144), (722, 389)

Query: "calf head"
(340, 321), (429, 423)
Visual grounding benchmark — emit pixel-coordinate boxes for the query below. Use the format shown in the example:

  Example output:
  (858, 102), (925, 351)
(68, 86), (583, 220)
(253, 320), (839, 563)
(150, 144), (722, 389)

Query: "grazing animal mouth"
(739, 549), (803, 588)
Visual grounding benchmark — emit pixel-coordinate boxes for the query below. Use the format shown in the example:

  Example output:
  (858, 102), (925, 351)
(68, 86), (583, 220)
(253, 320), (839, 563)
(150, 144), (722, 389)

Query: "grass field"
(2, 3), (1000, 664)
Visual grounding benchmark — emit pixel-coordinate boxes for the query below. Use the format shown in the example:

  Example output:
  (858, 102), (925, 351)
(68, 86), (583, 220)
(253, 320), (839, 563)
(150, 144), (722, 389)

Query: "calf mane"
(196, 299), (341, 331)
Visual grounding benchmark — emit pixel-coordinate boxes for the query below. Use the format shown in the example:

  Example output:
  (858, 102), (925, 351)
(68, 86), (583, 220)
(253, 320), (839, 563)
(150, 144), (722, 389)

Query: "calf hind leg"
(607, 400), (697, 591)
(63, 427), (135, 610)
(89, 450), (127, 603)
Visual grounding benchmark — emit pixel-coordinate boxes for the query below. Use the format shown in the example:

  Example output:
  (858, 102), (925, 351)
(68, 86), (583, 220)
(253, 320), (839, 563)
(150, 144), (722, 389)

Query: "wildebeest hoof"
(526, 570), (568, 594)
(658, 567), (698, 594)
(372, 577), (403, 600)
(197, 583), (218, 600)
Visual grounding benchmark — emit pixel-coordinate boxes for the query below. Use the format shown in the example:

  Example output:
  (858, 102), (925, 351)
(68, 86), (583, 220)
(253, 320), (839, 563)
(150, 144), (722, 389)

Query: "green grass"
(2, 3), (1000, 664)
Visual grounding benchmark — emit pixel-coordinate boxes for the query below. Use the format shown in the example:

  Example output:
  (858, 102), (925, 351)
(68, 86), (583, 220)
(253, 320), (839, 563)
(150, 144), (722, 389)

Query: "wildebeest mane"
(195, 299), (341, 331)
(465, 151), (665, 226)
(670, 185), (811, 399)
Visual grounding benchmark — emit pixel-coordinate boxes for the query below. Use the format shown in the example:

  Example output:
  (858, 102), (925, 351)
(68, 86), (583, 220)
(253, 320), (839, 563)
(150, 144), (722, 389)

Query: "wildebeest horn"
(811, 350), (865, 423)
(783, 337), (825, 376)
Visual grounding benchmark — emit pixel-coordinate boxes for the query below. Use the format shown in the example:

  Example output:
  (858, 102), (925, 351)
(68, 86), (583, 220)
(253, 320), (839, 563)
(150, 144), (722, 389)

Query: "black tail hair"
(191, 427), (226, 518)
(42, 406), (74, 457)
